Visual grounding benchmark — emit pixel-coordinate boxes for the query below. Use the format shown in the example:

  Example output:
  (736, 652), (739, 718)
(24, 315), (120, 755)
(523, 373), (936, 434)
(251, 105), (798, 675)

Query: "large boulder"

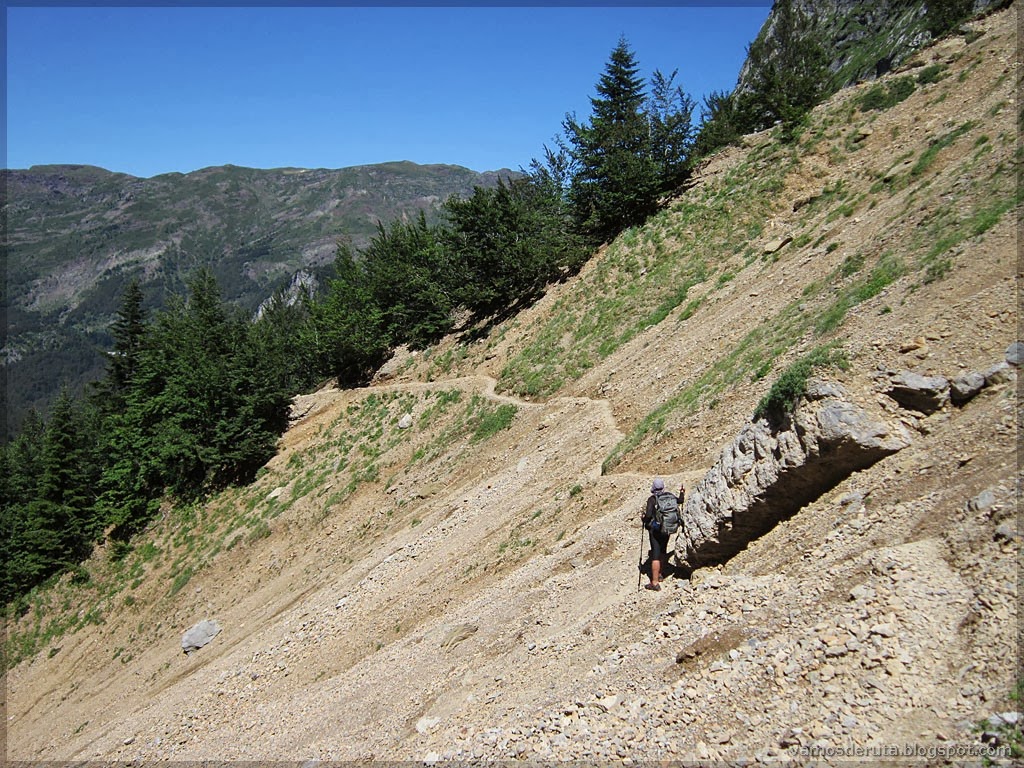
(678, 381), (911, 571)
(1005, 341), (1023, 366)
(181, 619), (221, 655)
(950, 371), (986, 406)
(885, 371), (950, 414)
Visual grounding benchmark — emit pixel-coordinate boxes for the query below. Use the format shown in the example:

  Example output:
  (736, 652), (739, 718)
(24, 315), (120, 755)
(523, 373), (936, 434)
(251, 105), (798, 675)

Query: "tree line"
(3, 12), (841, 608)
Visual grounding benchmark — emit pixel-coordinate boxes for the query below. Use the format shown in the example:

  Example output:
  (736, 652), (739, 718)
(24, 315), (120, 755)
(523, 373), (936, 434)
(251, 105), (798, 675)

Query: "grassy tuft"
(753, 344), (849, 422)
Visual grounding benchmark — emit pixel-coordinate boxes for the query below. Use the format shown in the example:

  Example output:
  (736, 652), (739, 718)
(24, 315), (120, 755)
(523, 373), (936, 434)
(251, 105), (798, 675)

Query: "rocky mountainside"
(2, 161), (512, 436)
(738, 0), (1010, 91)
(5, 4), (1020, 764)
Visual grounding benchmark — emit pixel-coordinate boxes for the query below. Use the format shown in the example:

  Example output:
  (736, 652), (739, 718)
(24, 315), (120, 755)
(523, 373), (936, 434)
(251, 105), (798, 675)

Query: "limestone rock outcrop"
(678, 381), (911, 570)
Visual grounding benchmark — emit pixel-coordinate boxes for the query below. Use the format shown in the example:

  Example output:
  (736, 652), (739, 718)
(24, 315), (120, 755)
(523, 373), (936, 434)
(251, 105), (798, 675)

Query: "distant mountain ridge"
(2, 160), (516, 436)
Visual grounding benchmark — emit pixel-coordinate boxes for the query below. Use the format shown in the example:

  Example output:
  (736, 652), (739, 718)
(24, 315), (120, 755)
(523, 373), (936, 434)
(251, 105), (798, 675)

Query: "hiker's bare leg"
(651, 557), (662, 586)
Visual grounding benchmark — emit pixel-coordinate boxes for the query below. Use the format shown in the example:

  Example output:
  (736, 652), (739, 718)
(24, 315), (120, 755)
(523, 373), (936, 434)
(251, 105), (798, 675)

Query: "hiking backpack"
(652, 491), (680, 535)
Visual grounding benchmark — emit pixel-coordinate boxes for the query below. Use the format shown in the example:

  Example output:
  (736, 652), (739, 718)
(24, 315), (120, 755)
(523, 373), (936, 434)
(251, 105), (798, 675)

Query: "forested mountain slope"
(5, 5), (1020, 763)
(2, 161), (511, 436)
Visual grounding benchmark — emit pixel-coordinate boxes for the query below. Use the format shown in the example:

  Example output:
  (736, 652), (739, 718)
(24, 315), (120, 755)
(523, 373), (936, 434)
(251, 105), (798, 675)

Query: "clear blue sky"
(6, 4), (771, 178)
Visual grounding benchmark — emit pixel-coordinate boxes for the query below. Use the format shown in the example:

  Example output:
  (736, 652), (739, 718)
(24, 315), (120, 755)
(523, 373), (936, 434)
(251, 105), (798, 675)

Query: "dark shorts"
(648, 527), (670, 561)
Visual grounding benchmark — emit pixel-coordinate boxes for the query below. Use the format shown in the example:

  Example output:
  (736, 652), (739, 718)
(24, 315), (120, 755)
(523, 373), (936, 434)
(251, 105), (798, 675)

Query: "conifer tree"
(361, 212), (456, 348)
(646, 69), (696, 193)
(443, 177), (585, 319)
(925, 0), (974, 37)
(564, 37), (660, 243)
(107, 278), (147, 399)
(692, 89), (743, 161)
(308, 243), (391, 386)
(563, 38), (696, 243)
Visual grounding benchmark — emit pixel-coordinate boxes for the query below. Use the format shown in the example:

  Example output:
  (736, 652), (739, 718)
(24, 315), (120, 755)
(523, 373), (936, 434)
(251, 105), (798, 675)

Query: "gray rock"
(1006, 342), (1023, 366)
(950, 371), (986, 406)
(804, 378), (847, 400)
(678, 384), (910, 570)
(181, 619), (221, 654)
(969, 490), (997, 513)
(870, 623), (897, 638)
(763, 236), (792, 254)
(885, 371), (950, 413)
(984, 361), (1014, 385)
(398, 413), (413, 429)
(994, 522), (1017, 541)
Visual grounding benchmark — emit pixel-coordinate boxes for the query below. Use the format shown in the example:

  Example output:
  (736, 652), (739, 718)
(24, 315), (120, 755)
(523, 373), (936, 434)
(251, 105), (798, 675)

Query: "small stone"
(763, 236), (793, 254)
(849, 584), (875, 602)
(779, 728), (803, 748)
(983, 362), (1013, 385)
(994, 522), (1017, 541)
(416, 716), (441, 735)
(870, 623), (897, 638)
(181, 619), (221, 655)
(1005, 342), (1023, 366)
(398, 414), (414, 429)
(886, 371), (950, 413)
(969, 490), (997, 513)
(989, 711), (1022, 727)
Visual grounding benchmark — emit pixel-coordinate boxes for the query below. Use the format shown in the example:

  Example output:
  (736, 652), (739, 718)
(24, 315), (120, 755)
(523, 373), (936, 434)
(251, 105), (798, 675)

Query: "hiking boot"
(644, 583), (661, 591)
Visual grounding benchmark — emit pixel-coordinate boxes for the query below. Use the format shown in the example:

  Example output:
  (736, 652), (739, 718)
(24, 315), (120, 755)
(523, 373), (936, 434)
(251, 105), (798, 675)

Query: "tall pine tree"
(646, 69), (696, 193)
(564, 38), (696, 243)
(564, 37), (660, 243)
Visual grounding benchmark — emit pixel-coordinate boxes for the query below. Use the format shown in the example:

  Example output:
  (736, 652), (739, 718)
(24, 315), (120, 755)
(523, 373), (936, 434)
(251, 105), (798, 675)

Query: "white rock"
(416, 716), (441, 734)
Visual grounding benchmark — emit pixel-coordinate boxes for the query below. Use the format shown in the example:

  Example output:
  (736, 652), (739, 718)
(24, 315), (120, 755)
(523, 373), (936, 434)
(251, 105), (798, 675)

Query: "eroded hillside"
(6, 5), (1020, 763)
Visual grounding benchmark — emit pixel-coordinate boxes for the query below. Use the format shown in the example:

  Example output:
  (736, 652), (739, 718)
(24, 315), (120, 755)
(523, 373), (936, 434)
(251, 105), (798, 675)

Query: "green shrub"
(753, 344), (849, 421)
(470, 403), (517, 442)
(916, 64), (947, 85)
(911, 122), (975, 177)
(840, 253), (865, 277)
(816, 252), (904, 334)
(857, 76), (915, 111)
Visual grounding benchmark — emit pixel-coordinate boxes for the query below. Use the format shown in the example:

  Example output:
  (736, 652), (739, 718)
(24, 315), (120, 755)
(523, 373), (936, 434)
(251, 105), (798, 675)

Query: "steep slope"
(5, 5), (1019, 763)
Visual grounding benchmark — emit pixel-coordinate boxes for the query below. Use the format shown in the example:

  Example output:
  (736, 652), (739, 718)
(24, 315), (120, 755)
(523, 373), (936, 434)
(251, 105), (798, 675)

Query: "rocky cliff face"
(737, 0), (1008, 92)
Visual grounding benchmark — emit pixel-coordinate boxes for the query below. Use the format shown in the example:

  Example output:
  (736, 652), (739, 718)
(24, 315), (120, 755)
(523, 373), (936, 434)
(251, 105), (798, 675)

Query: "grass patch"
(857, 76), (916, 112)
(498, 145), (794, 399)
(911, 121), (976, 177)
(470, 402), (517, 442)
(816, 252), (905, 334)
(916, 64), (947, 85)
(919, 188), (1022, 283)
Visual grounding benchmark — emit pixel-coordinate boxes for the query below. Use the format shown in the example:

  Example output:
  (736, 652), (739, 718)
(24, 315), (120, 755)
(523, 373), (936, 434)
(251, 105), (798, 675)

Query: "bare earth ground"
(6, 6), (1020, 764)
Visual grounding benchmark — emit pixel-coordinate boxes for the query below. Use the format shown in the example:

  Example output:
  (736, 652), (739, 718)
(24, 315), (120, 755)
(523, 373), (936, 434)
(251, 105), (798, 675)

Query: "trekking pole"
(637, 517), (646, 592)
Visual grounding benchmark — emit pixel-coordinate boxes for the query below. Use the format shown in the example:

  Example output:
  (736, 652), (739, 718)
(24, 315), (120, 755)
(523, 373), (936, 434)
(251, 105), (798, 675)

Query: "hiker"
(640, 477), (679, 591)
